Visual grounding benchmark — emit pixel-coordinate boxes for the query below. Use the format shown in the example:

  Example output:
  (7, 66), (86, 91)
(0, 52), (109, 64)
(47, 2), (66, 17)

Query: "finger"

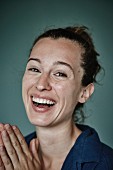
(0, 156), (5, 170)
(29, 139), (42, 168)
(1, 130), (19, 166)
(30, 139), (40, 161)
(12, 126), (31, 157)
(29, 139), (37, 155)
(4, 124), (33, 168)
(4, 124), (29, 168)
(0, 124), (4, 131)
(0, 124), (4, 147)
(4, 124), (24, 159)
(0, 135), (3, 148)
(0, 145), (13, 170)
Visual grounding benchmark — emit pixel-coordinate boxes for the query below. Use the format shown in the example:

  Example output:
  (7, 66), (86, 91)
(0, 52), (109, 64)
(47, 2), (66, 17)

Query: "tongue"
(38, 104), (49, 108)
(34, 102), (52, 108)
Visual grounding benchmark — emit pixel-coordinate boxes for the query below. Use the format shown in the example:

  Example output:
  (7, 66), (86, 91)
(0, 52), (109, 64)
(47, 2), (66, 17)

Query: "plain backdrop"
(0, 0), (113, 148)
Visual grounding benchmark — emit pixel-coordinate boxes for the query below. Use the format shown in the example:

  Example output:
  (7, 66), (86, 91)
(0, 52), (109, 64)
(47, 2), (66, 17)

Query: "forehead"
(30, 38), (83, 67)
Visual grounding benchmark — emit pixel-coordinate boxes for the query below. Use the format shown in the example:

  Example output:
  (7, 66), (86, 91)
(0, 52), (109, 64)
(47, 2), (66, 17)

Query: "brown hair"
(30, 26), (101, 123)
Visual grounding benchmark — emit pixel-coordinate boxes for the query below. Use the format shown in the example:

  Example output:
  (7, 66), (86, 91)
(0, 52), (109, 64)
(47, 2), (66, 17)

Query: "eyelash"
(27, 68), (68, 78)
(54, 72), (67, 78)
(28, 68), (40, 73)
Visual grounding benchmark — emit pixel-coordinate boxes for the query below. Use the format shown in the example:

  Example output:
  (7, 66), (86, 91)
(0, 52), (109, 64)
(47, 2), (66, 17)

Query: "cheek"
(56, 81), (82, 105)
(53, 82), (76, 99)
(22, 75), (35, 90)
(22, 75), (34, 100)
(22, 76), (27, 102)
(53, 82), (70, 93)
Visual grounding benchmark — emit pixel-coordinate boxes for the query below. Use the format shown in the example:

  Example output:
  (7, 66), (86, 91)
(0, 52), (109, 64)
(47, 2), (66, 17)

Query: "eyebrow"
(27, 58), (41, 63)
(53, 61), (74, 73)
(27, 58), (74, 73)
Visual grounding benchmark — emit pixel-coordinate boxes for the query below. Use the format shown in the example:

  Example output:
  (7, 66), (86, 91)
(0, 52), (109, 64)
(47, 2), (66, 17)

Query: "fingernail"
(0, 124), (4, 131)
(5, 124), (10, 129)
(12, 126), (16, 130)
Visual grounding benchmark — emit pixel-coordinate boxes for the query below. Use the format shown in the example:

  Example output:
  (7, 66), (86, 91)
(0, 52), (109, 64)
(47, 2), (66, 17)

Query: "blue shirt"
(25, 125), (113, 170)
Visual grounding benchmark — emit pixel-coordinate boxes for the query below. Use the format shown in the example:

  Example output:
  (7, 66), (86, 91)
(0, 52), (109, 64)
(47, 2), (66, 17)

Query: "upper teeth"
(32, 97), (55, 105)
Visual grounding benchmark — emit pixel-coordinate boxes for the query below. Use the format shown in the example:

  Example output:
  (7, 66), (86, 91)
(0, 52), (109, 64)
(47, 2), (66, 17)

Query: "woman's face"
(22, 38), (85, 127)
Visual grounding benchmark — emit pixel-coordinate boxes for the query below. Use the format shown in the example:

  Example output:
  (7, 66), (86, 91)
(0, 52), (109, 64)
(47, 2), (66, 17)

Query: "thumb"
(29, 138), (39, 160)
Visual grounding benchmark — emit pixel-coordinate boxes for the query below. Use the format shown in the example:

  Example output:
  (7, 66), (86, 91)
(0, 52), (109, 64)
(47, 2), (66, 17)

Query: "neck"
(36, 119), (81, 169)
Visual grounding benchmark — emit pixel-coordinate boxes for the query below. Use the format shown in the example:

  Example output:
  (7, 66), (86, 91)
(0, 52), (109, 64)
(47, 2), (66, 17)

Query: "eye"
(55, 72), (67, 78)
(28, 68), (41, 73)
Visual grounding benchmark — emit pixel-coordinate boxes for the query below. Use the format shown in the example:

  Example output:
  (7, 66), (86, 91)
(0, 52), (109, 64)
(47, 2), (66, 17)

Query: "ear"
(78, 83), (94, 103)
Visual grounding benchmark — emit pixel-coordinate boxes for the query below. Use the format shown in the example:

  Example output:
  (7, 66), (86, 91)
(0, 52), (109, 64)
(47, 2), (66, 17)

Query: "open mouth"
(32, 96), (56, 108)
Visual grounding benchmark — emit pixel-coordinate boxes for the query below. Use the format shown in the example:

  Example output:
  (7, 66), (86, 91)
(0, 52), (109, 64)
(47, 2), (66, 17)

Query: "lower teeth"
(33, 102), (53, 107)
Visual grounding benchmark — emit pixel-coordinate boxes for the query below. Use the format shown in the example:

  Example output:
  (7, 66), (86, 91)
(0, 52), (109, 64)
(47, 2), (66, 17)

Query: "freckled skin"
(0, 34), (95, 170)
(22, 38), (85, 127)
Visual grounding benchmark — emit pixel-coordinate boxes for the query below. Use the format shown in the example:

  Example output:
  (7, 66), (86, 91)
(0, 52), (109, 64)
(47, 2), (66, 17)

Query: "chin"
(28, 115), (55, 127)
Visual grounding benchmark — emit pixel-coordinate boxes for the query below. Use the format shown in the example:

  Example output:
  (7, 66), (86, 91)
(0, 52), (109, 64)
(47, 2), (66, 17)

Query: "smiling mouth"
(32, 96), (56, 107)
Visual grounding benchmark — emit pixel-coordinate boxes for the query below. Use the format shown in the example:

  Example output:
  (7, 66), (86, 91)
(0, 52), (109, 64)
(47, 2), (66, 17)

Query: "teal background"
(0, 0), (113, 148)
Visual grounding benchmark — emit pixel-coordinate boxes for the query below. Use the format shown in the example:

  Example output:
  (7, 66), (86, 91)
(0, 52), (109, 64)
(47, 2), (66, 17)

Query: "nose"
(35, 73), (52, 91)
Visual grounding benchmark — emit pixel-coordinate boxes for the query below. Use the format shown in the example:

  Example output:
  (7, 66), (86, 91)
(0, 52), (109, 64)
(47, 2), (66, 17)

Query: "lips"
(31, 96), (56, 110)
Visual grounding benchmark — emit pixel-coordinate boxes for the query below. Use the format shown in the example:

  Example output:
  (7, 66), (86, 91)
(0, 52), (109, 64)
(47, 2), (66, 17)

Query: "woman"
(0, 26), (113, 170)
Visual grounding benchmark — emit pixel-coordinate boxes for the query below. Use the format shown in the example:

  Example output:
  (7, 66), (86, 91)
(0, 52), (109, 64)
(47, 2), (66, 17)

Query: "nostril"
(35, 74), (52, 91)
(36, 84), (46, 91)
(36, 84), (52, 91)
(35, 80), (52, 91)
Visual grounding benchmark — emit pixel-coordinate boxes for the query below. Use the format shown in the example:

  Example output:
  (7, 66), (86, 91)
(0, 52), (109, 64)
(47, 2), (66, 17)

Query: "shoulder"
(96, 143), (113, 170)
(74, 124), (113, 170)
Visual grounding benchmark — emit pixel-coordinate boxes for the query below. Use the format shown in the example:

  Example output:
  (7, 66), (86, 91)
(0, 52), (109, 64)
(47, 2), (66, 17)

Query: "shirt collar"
(69, 124), (102, 163)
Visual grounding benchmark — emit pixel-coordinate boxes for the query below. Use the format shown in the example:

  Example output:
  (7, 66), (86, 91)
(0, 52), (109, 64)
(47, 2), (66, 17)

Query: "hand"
(0, 124), (4, 170)
(0, 123), (41, 170)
